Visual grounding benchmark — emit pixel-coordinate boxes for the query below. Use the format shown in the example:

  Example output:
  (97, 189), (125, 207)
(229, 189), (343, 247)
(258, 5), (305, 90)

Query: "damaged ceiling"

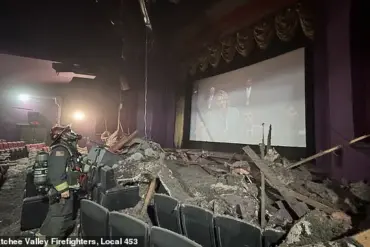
(0, 54), (74, 85)
(0, 0), (300, 73)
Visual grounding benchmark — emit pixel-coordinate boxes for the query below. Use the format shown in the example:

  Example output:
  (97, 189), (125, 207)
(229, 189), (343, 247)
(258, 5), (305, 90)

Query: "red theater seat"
(3, 143), (10, 152)
(14, 142), (20, 151)
(7, 142), (13, 150)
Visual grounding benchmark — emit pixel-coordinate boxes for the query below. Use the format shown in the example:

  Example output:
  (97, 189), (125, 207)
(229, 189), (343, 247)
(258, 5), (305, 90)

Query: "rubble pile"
(0, 158), (29, 236)
(280, 210), (351, 246)
(109, 136), (370, 246)
(0, 152), (11, 184)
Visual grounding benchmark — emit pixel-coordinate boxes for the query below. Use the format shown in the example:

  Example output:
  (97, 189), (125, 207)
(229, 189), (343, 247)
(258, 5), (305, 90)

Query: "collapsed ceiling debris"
(101, 133), (370, 246)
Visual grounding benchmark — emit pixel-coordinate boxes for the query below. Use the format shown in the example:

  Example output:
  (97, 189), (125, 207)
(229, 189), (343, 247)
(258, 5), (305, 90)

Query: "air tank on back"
(33, 151), (49, 194)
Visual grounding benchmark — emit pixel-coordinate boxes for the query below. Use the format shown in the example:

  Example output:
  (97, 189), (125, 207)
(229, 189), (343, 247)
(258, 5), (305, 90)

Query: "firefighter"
(37, 125), (82, 240)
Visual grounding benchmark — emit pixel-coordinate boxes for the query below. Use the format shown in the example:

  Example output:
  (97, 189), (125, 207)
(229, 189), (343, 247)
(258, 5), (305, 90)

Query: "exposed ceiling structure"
(0, 54), (75, 84)
(168, 0), (299, 61)
(0, 0), (299, 80)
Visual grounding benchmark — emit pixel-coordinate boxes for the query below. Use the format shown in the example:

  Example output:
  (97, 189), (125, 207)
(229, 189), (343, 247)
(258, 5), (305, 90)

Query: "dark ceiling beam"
(173, 0), (299, 61)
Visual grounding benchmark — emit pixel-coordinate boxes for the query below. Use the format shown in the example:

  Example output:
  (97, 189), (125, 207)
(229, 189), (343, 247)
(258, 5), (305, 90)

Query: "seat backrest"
(109, 211), (149, 247)
(262, 228), (285, 247)
(0, 143), (4, 151)
(20, 195), (49, 231)
(80, 199), (109, 237)
(154, 194), (182, 234)
(180, 204), (217, 247)
(214, 215), (262, 247)
(100, 186), (140, 211)
(151, 226), (201, 247)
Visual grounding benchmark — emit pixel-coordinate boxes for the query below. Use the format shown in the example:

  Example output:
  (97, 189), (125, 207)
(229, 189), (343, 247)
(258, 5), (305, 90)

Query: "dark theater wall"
(314, 0), (370, 181)
(135, 42), (179, 148)
(351, 0), (370, 138)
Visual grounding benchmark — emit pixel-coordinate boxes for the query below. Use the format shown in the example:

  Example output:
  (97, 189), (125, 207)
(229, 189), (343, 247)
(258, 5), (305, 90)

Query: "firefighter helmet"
(50, 125), (82, 142)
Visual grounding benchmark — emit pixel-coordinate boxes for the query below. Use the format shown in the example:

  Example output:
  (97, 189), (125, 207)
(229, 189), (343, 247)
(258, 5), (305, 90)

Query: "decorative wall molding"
(296, 2), (314, 40)
(275, 8), (299, 42)
(208, 43), (222, 68)
(188, 1), (313, 75)
(220, 36), (237, 63)
(254, 18), (275, 50)
(235, 28), (255, 57)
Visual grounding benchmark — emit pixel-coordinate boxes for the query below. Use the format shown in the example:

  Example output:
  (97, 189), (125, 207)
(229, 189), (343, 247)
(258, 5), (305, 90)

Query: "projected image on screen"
(190, 48), (306, 147)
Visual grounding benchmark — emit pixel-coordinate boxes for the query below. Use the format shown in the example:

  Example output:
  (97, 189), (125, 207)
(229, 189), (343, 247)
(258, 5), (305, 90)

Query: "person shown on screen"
(194, 114), (211, 142)
(243, 111), (254, 137)
(245, 79), (253, 106)
(208, 87), (215, 109)
(205, 90), (240, 142)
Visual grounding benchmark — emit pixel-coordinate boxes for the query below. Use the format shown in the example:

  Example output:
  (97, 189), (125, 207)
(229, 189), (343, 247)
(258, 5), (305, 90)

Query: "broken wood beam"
(260, 172), (266, 228)
(288, 134), (370, 169)
(351, 228), (370, 247)
(264, 179), (338, 214)
(140, 177), (157, 216)
(110, 130), (138, 152)
(287, 189), (337, 214)
(171, 149), (253, 162)
(243, 146), (309, 218)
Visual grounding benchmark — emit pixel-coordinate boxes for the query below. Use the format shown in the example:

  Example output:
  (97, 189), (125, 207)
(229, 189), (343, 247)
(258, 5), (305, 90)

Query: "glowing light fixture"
(18, 94), (30, 102)
(73, 111), (85, 121)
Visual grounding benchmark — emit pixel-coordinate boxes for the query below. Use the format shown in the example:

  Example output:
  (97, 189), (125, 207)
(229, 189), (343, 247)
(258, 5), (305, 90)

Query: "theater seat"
(20, 141), (27, 158)
(154, 194), (182, 234)
(100, 186), (141, 211)
(20, 195), (49, 231)
(0, 142), (4, 154)
(180, 204), (217, 247)
(263, 228), (285, 247)
(214, 215), (262, 247)
(150, 227), (201, 247)
(80, 199), (109, 237)
(3, 143), (10, 153)
(109, 212), (149, 247)
(24, 168), (38, 198)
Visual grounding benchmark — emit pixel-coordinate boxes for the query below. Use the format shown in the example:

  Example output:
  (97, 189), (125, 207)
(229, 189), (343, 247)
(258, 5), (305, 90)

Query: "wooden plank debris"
(165, 148), (253, 162)
(110, 130), (138, 152)
(260, 123), (266, 229)
(351, 228), (370, 247)
(243, 145), (309, 218)
(141, 176), (158, 216)
(288, 190), (337, 214)
(288, 134), (370, 169)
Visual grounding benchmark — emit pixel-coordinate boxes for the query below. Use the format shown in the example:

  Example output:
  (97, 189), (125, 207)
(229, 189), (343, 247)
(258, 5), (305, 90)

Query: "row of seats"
(82, 193), (284, 247)
(26, 143), (49, 152)
(0, 141), (28, 159)
(80, 199), (202, 247)
(21, 187), (284, 246)
(152, 194), (283, 247)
